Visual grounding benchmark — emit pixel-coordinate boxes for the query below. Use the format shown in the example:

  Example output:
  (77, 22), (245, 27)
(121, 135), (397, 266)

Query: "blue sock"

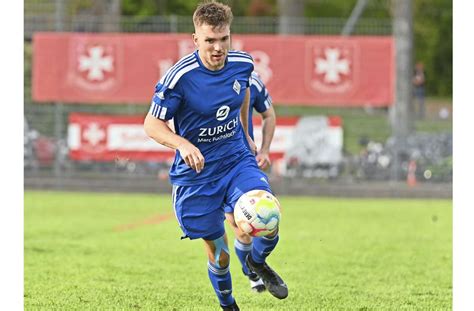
(234, 239), (252, 275)
(207, 261), (234, 306)
(251, 234), (279, 264)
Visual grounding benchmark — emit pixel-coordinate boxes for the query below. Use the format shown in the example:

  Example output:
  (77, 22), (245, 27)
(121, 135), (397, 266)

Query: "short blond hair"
(193, 1), (233, 29)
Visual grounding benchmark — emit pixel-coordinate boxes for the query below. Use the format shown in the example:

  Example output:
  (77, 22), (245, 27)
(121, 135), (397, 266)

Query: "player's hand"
(177, 141), (205, 173)
(256, 152), (271, 170)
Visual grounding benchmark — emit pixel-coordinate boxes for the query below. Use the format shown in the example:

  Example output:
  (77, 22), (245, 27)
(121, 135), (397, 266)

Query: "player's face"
(193, 23), (230, 71)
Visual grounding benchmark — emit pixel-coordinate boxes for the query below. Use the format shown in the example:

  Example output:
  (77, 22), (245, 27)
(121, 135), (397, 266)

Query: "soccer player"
(229, 70), (276, 293)
(143, 1), (287, 310)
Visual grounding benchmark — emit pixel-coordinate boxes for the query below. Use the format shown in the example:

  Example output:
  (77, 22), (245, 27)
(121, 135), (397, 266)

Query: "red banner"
(34, 33), (394, 106)
(67, 113), (302, 162)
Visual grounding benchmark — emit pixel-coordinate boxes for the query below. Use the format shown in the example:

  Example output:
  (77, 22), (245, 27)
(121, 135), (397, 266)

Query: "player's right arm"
(144, 114), (205, 173)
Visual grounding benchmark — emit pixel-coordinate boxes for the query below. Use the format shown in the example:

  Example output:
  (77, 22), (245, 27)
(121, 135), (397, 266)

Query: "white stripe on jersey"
(149, 104), (167, 120)
(159, 107), (167, 120)
(251, 72), (264, 89)
(169, 62), (200, 89)
(159, 53), (195, 85)
(159, 54), (194, 84)
(251, 79), (263, 92)
(264, 99), (270, 109)
(228, 57), (253, 64)
(163, 56), (196, 86)
(228, 51), (253, 59)
(152, 103), (159, 116)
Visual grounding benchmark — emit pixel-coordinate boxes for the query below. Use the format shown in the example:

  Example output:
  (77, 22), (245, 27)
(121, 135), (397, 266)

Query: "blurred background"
(24, 0), (452, 198)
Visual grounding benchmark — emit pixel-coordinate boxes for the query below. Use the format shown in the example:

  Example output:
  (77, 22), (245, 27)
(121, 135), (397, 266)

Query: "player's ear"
(192, 33), (198, 47)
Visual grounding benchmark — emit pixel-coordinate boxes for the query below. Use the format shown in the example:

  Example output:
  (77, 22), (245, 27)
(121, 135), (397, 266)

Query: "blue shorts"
(172, 155), (272, 240)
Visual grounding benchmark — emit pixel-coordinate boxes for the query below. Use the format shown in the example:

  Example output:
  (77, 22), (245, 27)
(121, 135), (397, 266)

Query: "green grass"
(25, 191), (452, 310)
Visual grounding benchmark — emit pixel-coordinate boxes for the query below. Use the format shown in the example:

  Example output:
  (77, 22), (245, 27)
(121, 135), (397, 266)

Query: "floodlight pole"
(277, 0), (305, 34)
(101, 0), (122, 32)
(54, 0), (65, 187)
(341, 0), (368, 36)
(55, 0), (64, 31)
(390, 0), (415, 181)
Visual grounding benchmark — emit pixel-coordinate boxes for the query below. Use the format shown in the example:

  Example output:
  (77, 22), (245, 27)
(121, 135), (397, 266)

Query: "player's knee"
(207, 236), (230, 268)
(235, 231), (252, 244)
(264, 226), (279, 238)
(207, 249), (230, 268)
(227, 213), (252, 243)
(217, 250), (230, 267)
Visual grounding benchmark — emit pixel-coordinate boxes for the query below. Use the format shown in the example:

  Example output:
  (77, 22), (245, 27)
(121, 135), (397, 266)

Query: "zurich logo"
(216, 105), (230, 121)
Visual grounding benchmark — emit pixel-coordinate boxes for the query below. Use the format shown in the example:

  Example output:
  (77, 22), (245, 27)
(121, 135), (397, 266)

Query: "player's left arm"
(256, 105), (276, 170)
(240, 88), (257, 154)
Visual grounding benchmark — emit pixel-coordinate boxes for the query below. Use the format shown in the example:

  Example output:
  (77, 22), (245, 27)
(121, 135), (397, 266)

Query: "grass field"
(24, 191), (452, 310)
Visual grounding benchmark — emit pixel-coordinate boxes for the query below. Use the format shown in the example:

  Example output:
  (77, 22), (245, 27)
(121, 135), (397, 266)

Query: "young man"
(229, 71), (276, 293)
(144, 1), (287, 310)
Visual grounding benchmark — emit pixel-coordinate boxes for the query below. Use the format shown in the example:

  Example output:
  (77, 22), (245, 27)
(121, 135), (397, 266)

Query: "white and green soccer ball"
(234, 190), (281, 237)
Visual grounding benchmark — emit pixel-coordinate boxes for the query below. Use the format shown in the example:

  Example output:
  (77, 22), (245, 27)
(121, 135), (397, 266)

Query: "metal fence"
(24, 0), (393, 38)
(23, 5), (452, 198)
(23, 99), (452, 198)
(25, 14), (393, 38)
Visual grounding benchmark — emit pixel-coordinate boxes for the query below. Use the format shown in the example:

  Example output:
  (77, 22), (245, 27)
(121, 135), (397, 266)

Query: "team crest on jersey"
(233, 80), (241, 95)
(216, 105), (230, 121)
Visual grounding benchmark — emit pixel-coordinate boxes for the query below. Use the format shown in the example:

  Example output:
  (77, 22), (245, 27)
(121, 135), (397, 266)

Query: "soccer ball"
(234, 190), (281, 237)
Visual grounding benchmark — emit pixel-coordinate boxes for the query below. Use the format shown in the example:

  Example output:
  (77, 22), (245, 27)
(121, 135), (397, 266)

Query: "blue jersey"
(149, 50), (255, 186)
(248, 71), (273, 140)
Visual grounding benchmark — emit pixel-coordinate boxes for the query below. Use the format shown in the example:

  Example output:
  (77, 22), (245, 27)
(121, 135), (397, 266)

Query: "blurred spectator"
(413, 62), (426, 119)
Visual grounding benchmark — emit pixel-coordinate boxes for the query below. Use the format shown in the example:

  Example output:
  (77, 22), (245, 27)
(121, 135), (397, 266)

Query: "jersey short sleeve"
(250, 72), (272, 113)
(148, 82), (183, 121)
(148, 52), (199, 121)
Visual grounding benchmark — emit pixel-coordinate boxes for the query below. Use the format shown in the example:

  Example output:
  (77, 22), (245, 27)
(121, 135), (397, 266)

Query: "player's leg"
(203, 233), (239, 310)
(172, 183), (239, 310)
(225, 155), (288, 299)
(250, 218), (280, 266)
(225, 213), (266, 293)
(245, 227), (288, 299)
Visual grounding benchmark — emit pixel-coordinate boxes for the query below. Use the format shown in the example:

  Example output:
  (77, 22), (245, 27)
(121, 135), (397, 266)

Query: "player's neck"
(197, 50), (225, 71)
